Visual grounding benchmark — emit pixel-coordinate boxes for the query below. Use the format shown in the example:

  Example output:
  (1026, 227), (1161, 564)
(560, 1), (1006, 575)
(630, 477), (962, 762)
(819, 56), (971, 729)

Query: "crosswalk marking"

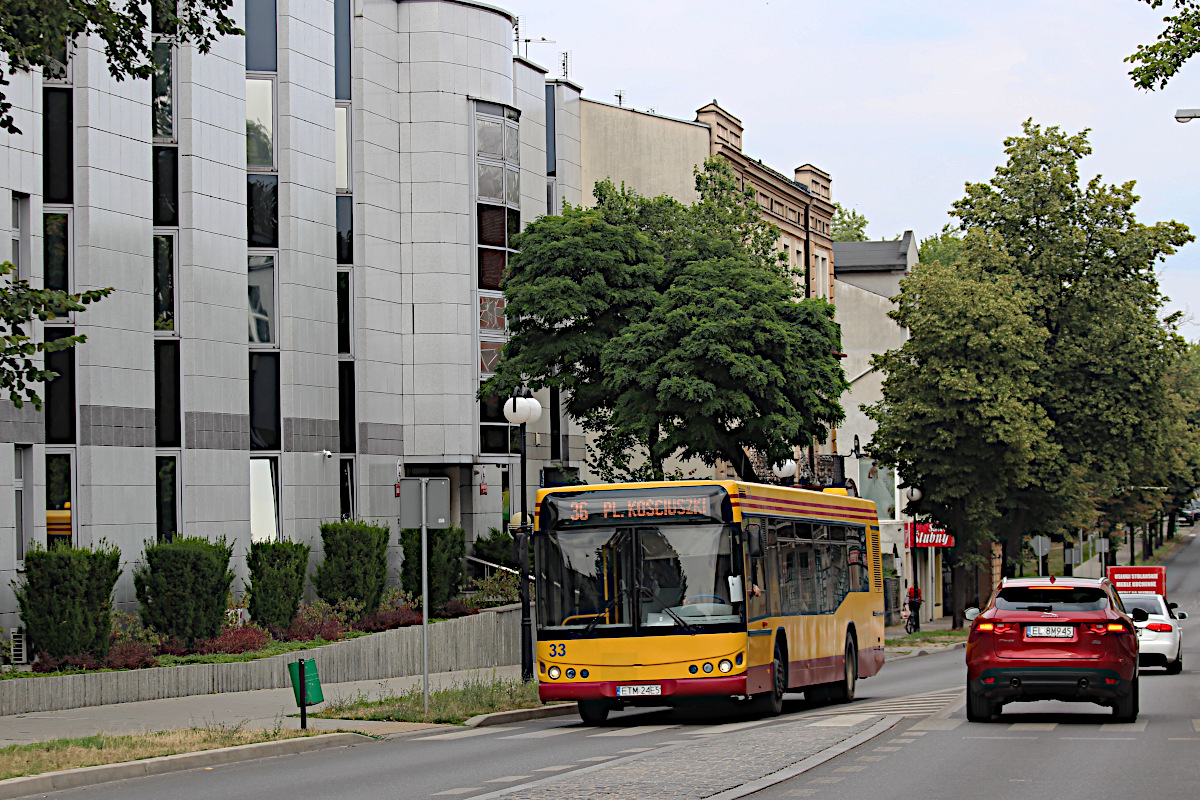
(909, 718), (963, 731)
(805, 688), (964, 719)
(432, 789), (481, 796)
(807, 714), (875, 728)
(417, 728), (517, 741)
(588, 724), (679, 737)
(484, 776), (531, 784)
(533, 765), (575, 772)
(1008, 722), (1057, 731)
(498, 727), (575, 739)
(1101, 720), (1147, 732)
(687, 718), (776, 736)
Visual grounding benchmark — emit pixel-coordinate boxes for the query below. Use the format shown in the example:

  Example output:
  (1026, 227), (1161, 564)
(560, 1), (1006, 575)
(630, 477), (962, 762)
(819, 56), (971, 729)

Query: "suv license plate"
(617, 685), (662, 697)
(1025, 625), (1073, 638)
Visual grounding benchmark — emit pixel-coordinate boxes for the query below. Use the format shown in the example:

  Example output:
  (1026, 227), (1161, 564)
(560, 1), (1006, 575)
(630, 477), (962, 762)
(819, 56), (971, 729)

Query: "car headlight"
(548, 665), (561, 679)
(718, 659), (733, 673)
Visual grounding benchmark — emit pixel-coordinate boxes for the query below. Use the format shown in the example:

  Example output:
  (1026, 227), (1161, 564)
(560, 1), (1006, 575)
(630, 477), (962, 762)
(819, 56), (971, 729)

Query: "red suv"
(965, 576), (1145, 722)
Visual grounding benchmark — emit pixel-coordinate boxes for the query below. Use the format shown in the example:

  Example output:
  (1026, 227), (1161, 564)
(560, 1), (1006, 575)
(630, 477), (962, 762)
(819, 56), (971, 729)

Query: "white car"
(1120, 593), (1187, 674)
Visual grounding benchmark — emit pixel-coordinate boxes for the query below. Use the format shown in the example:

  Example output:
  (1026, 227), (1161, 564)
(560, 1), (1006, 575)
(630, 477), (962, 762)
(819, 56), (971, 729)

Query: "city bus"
(533, 480), (885, 723)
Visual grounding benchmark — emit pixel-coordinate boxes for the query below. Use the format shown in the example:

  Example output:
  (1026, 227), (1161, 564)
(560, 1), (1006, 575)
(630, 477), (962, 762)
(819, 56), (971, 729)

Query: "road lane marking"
(432, 789), (481, 796)
(905, 731), (928, 735)
(1060, 737), (1136, 740)
(498, 728), (574, 739)
(908, 719), (963, 731)
(618, 747), (656, 753)
(807, 715), (875, 727)
(484, 776), (531, 783)
(589, 724), (679, 737)
(873, 746), (900, 751)
(835, 765), (867, 772)
(856, 755), (887, 761)
(688, 719), (777, 735)
(417, 728), (516, 740)
(1191, 719), (1200, 732)
(1101, 721), (1147, 732)
(579, 756), (616, 762)
(1008, 722), (1058, 731)
(889, 738), (915, 743)
(808, 776), (845, 784)
(1169, 737), (1200, 740)
(533, 765), (575, 772)
(963, 736), (1038, 739)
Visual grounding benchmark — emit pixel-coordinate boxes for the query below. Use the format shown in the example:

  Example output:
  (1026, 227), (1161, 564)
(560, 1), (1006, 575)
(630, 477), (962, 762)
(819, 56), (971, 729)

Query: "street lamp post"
(503, 386), (541, 683)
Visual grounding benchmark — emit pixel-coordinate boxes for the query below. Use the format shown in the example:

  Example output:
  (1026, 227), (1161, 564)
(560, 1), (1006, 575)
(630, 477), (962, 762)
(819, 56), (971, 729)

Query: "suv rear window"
(994, 587), (1109, 612)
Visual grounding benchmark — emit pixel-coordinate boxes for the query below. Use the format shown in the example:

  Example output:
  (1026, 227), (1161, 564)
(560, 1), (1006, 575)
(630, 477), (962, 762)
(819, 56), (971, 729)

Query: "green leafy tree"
(950, 120), (1192, 566)
(0, 262), (111, 409)
(1126, 0), (1200, 90)
(0, 0), (240, 134)
(832, 203), (869, 242)
(314, 520), (390, 613)
(487, 158), (845, 481)
(14, 541), (121, 660)
(917, 224), (965, 266)
(866, 231), (1057, 626)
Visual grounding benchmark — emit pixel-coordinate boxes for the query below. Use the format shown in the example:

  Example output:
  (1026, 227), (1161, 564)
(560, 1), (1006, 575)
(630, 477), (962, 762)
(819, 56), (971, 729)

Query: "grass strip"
(884, 629), (970, 647)
(0, 722), (323, 781)
(312, 673), (545, 725)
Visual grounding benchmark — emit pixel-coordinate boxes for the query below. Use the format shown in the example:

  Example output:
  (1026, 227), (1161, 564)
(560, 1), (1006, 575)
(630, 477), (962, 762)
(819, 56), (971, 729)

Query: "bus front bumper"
(539, 674), (747, 702)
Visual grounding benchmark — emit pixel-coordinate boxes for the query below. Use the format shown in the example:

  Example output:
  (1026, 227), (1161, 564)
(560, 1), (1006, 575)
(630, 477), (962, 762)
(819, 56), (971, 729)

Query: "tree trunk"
(725, 447), (759, 483)
(951, 559), (968, 630)
(647, 428), (664, 481)
(1169, 511), (1177, 540)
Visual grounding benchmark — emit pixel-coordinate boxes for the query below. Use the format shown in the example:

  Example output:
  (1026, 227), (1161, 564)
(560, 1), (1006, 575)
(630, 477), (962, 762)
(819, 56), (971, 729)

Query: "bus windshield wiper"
(582, 580), (627, 637)
(639, 586), (699, 635)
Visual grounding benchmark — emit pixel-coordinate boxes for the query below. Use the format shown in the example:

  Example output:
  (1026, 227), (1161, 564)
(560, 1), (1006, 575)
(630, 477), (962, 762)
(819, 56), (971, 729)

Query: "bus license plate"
(1025, 625), (1073, 638)
(617, 685), (661, 697)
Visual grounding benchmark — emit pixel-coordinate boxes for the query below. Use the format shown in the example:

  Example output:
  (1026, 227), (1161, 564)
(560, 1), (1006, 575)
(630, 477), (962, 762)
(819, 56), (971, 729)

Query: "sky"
(505, 0), (1200, 339)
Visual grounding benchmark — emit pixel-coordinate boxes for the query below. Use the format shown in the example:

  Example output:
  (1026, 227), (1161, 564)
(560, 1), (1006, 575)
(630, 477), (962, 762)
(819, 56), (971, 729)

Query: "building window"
(339, 457), (354, 520)
(249, 353), (280, 450)
(42, 88), (73, 204)
(42, 212), (69, 292)
(246, 76), (275, 169)
(245, 0), (278, 72)
(479, 396), (519, 455)
(154, 340), (181, 447)
(248, 255), (276, 344)
(45, 451), (72, 548)
(13, 445), (30, 562)
(153, 233), (175, 331)
(44, 328), (75, 444)
(338, 361), (355, 453)
(247, 175), (278, 247)
(155, 455), (178, 542)
(10, 194), (26, 280)
(334, 0), (351, 101)
(480, 342), (502, 374)
(335, 104), (350, 193)
(152, 42), (174, 141)
(249, 456), (279, 541)
(152, 146), (178, 226)
(336, 271), (351, 354)
(479, 296), (505, 332)
(336, 196), (353, 264)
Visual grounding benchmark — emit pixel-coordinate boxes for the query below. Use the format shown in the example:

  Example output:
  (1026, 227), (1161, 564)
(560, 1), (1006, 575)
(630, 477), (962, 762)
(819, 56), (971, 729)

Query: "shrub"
(13, 541), (122, 660)
(105, 639), (158, 669)
(470, 570), (520, 607)
(313, 520), (390, 613)
(197, 622), (271, 654)
(155, 636), (189, 656)
(400, 525), (465, 610)
(471, 528), (518, 571)
(285, 598), (359, 642)
(33, 651), (101, 673)
(436, 597), (479, 619)
(134, 537), (234, 648)
(246, 540), (311, 632)
(355, 589), (422, 632)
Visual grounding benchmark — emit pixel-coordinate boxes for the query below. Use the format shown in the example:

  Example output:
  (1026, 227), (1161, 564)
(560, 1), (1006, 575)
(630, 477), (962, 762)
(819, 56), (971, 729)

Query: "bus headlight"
(548, 666), (561, 679)
(718, 659), (733, 673)
(702, 662), (714, 673)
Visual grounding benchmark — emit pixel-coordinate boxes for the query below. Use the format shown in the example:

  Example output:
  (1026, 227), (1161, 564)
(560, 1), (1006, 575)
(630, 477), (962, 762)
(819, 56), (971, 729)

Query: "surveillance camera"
(321, 449), (333, 459)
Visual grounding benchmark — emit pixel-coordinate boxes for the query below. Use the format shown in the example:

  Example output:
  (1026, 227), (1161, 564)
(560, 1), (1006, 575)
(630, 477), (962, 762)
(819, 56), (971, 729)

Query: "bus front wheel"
(750, 645), (786, 717)
(578, 699), (610, 725)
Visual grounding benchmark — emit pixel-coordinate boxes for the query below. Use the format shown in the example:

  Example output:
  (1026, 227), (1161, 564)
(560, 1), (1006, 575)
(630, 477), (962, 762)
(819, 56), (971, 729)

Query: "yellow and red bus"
(533, 480), (885, 723)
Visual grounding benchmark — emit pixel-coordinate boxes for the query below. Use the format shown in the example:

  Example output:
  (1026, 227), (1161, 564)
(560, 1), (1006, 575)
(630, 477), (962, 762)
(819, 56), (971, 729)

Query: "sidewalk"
(884, 614), (955, 640)
(0, 665), (522, 746)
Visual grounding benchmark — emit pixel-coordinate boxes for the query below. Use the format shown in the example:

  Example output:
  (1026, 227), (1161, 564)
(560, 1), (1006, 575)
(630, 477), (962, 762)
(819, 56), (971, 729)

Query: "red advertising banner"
(1106, 566), (1166, 596)
(904, 522), (955, 548)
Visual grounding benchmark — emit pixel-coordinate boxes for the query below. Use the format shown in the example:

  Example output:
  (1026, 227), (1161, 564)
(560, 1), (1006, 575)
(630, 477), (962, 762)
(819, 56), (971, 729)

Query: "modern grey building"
(0, 0), (585, 628)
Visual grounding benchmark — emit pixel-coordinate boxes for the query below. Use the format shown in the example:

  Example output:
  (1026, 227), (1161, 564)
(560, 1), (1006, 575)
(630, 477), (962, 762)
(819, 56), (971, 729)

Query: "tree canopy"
(0, 0), (240, 134)
(486, 158), (847, 482)
(1126, 0), (1200, 90)
(832, 203), (869, 242)
(0, 261), (111, 409)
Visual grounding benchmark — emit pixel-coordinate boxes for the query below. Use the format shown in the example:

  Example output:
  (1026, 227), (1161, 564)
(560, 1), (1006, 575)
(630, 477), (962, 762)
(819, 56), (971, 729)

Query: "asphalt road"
(40, 532), (1200, 800)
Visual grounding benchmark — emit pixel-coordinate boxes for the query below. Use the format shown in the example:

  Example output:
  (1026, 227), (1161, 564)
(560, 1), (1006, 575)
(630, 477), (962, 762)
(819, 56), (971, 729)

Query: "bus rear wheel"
(578, 699), (610, 725)
(828, 635), (857, 704)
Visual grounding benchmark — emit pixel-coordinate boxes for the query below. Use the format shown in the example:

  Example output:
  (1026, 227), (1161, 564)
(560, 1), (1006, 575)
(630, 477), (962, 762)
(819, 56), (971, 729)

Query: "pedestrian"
(907, 582), (923, 632)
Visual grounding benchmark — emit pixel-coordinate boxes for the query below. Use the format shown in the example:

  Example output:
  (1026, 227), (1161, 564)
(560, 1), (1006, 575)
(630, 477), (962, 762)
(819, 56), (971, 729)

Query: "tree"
(0, 262), (111, 409)
(866, 231), (1057, 626)
(1126, 0), (1200, 90)
(0, 0), (240, 134)
(950, 121), (1192, 569)
(487, 158), (846, 482)
(832, 203), (869, 242)
(917, 224), (964, 266)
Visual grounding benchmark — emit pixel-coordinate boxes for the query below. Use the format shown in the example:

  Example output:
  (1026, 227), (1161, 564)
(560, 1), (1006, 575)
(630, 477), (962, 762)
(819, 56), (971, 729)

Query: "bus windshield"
(535, 523), (743, 637)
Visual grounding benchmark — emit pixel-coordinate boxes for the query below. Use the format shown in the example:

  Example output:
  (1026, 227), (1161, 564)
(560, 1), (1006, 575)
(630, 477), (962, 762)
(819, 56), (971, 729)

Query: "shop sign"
(904, 522), (954, 548)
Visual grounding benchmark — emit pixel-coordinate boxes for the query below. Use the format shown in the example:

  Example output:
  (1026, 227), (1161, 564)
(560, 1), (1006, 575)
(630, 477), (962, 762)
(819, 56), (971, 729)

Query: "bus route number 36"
(569, 502), (589, 521)
(548, 644), (567, 658)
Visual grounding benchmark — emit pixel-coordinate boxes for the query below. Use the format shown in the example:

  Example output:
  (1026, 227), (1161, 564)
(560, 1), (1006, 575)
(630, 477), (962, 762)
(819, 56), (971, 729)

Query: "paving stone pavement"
(474, 715), (883, 800)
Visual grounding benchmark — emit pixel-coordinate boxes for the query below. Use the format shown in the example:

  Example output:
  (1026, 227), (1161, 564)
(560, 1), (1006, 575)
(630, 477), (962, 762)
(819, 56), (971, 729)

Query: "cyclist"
(906, 582), (923, 632)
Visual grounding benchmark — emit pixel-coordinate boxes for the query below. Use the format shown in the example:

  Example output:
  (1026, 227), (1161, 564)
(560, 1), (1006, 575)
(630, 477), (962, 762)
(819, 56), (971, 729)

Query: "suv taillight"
(975, 621), (1016, 634)
(1146, 622), (1174, 633)
(1087, 624), (1108, 635)
(1106, 622), (1128, 633)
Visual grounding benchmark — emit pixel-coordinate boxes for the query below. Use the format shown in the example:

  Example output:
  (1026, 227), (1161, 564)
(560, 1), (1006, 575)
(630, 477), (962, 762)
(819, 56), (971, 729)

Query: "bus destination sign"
(540, 486), (729, 530)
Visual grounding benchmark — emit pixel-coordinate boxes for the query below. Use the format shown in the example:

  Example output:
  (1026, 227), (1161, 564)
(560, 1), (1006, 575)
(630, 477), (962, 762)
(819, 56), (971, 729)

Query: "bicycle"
(902, 603), (919, 635)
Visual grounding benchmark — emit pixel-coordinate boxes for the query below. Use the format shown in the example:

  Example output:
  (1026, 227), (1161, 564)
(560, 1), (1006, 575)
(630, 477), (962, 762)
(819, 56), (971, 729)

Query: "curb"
(885, 641), (966, 662)
(0, 732), (371, 800)
(465, 703), (579, 727)
(706, 715), (904, 800)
